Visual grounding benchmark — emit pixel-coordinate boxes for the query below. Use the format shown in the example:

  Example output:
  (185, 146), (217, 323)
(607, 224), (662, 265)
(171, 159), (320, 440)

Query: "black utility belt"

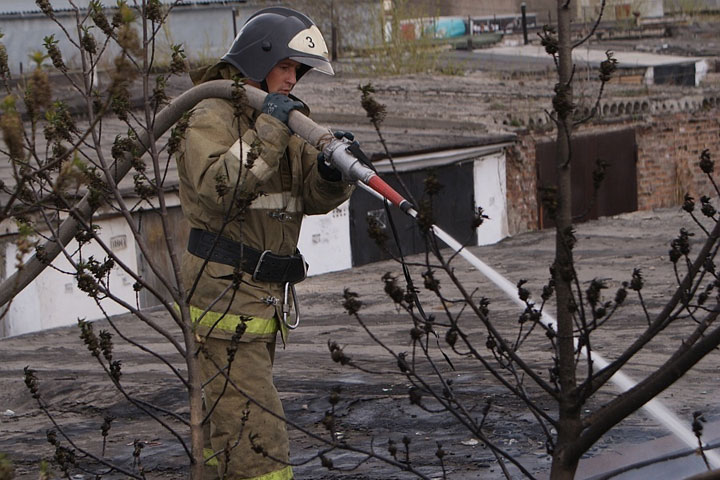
(187, 228), (307, 284)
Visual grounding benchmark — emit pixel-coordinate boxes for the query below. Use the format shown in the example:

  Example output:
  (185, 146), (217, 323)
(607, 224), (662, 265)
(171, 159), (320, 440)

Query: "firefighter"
(176, 7), (353, 479)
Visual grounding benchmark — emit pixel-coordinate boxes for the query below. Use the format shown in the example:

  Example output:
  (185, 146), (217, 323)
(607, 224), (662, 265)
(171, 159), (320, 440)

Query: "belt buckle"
(252, 250), (271, 281)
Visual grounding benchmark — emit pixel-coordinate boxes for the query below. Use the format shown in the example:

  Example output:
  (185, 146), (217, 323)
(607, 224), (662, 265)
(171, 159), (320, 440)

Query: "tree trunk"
(550, 1), (582, 478)
(186, 328), (205, 480)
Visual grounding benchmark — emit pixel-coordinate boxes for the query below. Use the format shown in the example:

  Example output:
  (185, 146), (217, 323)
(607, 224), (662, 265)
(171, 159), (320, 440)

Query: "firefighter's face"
(265, 59), (300, 95)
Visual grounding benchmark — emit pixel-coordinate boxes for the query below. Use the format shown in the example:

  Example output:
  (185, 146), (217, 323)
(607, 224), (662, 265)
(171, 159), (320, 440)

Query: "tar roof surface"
(2, 206), (720, 478)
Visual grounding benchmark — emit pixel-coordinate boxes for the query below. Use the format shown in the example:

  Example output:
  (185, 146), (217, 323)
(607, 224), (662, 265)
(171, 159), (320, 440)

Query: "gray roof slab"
(479, 44), (705, 67)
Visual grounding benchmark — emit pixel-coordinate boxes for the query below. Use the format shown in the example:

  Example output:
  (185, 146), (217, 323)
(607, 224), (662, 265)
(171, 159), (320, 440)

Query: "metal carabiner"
(281, 282), (300, 330)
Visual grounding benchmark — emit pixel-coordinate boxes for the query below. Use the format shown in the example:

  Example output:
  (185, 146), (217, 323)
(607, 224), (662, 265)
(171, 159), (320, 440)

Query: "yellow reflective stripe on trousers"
(202, 451), (291, 480)
(189, 305), (278, 335)
(248, 465), (293, 480)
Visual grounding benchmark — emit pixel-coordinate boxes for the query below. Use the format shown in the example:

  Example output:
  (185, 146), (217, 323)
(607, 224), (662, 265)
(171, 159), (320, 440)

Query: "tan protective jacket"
(177, 65), (353, 342)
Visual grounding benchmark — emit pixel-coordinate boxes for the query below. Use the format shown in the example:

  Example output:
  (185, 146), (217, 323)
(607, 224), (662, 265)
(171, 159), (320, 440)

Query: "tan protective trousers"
(200, 337), (292, 480)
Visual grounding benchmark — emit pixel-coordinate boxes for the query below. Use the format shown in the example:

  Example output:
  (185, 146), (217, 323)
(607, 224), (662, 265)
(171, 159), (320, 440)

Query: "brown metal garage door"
(536, 128), (638, 229)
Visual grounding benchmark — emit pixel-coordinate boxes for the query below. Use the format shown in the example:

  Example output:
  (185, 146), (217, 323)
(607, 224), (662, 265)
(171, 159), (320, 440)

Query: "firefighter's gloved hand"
(317, 152), (342, 182)
(333, 130), (354, 142)
(261, 93), (304, 127)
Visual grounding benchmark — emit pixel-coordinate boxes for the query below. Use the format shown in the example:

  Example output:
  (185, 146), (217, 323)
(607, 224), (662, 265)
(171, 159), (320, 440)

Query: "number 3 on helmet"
(221, 7), (334, 83)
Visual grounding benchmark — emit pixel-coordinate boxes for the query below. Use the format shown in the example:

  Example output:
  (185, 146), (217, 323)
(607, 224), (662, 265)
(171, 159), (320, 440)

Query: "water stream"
(429, 223), (720, 469)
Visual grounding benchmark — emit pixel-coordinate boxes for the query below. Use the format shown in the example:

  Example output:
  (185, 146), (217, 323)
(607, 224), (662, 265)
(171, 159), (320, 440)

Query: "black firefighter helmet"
(221, 7), (334, 83)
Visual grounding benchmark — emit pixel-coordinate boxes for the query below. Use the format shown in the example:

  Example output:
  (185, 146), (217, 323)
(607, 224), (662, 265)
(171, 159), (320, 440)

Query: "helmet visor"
(290, 55), (334, 76)
(286, 25), (334, 76)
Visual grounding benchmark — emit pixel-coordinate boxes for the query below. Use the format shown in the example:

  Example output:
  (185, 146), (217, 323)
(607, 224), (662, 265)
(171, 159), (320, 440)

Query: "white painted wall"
(578, 0), (664, 20)
(372, 147), (511, 246)
(695, 60), (709, 87)
(473, 151), (509, 245)
(645, 0), (665, 17)
(297, 201), (352, 276)
(4, 217), (139, 337)
(1, 200), (351, 337)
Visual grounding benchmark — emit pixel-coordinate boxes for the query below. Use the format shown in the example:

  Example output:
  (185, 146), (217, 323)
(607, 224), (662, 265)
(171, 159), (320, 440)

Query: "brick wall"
(506, 109), (720, 235)
(506, 134), (540, 234)
(636, 114), (720, 210)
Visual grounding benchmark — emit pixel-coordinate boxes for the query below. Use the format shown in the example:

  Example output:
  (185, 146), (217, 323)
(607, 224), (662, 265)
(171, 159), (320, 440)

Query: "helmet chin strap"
(261, 79), (269, 92)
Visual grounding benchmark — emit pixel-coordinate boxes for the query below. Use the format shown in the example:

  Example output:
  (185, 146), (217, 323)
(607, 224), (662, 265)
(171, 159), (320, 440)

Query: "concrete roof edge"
(311, 113), (498, 133)
(368, 134), (517, 162)
(373, 141), (516, 173)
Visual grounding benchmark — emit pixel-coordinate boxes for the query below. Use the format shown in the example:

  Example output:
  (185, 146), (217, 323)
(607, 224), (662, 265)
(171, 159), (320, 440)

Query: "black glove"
(317, 131), (358, 182)
(317, 152), (342, 182)
(333, 130), (354, 141)
(261, 93), (304, 126)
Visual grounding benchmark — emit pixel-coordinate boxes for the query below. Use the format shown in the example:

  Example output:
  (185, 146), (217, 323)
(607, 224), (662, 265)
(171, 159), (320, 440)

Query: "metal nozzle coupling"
(322, 138), (375, 184)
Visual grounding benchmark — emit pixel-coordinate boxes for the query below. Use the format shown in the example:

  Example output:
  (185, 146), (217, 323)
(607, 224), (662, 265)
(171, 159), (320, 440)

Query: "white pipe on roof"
(372, 142), (515, 173)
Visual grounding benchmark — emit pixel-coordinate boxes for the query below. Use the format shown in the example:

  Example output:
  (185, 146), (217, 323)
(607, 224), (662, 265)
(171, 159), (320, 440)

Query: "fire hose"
(0, 80), (412, 308)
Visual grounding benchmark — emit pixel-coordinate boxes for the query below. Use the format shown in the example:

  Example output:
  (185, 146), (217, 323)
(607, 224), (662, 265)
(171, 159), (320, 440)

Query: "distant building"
(384, 0), (666, 24)
(0, 0), (379, 75)
(0, 0), (249, 14)
(665, 0), (720, 12)
(576, 0), (664, 21)
(0, 1), (251, 75)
